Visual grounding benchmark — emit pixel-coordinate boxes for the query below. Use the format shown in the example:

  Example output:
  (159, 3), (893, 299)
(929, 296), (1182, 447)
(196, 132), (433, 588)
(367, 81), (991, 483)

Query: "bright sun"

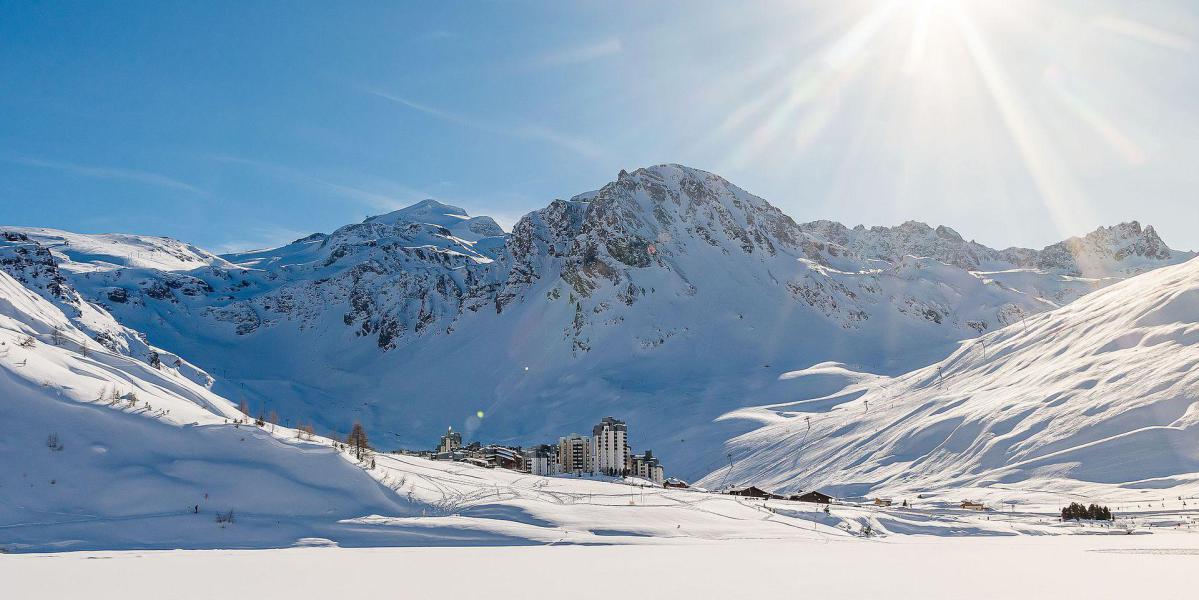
(714, 0), (1191, 242)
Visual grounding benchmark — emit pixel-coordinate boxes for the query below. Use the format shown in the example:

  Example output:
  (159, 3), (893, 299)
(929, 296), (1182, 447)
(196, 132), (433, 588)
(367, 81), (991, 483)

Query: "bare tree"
(50, 326), (64, 346)
(18, 335), (35, 349)
(80, 341), (91, 358)
(347, 422), (371, 460)
(296, 422), (316, 441)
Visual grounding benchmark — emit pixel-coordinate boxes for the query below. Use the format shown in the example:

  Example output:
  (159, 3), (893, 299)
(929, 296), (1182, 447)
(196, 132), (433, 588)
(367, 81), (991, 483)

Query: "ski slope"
(702, 256), (1199, 503)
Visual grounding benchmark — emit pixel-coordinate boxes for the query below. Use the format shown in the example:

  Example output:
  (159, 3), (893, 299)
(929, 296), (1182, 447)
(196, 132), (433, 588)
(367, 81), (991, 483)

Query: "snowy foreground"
(4, 534), (1197, 599)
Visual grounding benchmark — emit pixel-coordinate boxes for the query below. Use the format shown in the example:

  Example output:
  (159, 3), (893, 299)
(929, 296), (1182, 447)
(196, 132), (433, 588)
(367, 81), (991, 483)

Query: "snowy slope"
(3, 165), (1192, 481)
(5, 227), (235, 273)
(0, 267), (967, 552)
(3, 265), (1193, 553)
(0, 275), (1074, 554)
(8, 257), (1196, 554)
(0, 230), (216, 388)
(700, 256), (1199, 501)
(0, 270), (417, 551)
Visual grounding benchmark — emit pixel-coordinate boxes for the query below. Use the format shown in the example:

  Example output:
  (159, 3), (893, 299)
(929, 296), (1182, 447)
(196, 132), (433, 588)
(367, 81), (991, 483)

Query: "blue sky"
(2, 0), (1197, 252)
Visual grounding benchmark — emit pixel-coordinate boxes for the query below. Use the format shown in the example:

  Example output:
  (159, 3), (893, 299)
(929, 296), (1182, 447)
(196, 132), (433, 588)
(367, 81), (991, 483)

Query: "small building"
(481, 445), (524, 471)
(729, 486), (783, 500)
(628, 449), (665, 484)
(873, 498), (893, 507)
(960, 500), (986, 511)
(790, 491), (833, 504)
(664, 478), (689, 489)
(433, 449), (467, 461)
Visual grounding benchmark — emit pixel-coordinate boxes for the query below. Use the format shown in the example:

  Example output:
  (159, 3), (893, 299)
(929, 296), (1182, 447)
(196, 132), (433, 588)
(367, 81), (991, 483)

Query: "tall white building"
(590, 416), (628, 476)
(526, 444), (559, 476)
(557, 433), (591, 475)
(437, 427), (462, 455)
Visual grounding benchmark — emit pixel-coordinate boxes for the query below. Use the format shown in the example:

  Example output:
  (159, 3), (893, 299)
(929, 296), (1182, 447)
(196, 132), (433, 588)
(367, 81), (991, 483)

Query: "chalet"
(663, 478), (689, 489)
(728, 486), (784, 500)
(435, 450), (467, 461)
(873, 498), (893, 507)
(790, 491), (833, 504)
(481, 445), (524, 471)
(960, 500), (986, 511)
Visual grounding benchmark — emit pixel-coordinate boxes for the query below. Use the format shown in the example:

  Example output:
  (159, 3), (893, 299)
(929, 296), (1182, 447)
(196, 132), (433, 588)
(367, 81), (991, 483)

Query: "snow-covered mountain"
(5, 266), (1105, 553)
(8, 227), (234, 272)
(2, 164), (1192, 480)
(0, 230), (216, 388)
(699, 254), (1199, 501)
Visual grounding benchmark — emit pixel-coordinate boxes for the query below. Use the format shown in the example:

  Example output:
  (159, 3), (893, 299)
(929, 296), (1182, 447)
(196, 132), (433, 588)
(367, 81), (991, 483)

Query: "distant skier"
(194, 505), (199, 514)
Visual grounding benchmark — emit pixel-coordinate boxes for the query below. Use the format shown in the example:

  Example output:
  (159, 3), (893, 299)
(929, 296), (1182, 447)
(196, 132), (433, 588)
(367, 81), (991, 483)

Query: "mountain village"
(431, 416), (667, 485)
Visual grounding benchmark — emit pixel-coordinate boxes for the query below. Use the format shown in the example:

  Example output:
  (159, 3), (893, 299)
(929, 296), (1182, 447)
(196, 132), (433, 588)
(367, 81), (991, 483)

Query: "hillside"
(699, 256), (1199, 501)
(0, 270), (414, 551)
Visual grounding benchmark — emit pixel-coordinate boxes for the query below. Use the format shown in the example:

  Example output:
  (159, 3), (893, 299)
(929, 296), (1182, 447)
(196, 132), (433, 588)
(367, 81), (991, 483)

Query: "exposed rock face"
(1030, 221), (1174, 275)
(0, 231), (214, 387)
(12, 165), (1187, 355)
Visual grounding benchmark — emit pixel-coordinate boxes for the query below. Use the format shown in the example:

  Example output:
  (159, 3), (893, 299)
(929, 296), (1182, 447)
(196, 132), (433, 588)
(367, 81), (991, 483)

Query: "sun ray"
(726, 1), (904, 169)
(950, 1), (1094, 242)
(1043, 65), (1146, 166)
(1092, 14), (1194, 51)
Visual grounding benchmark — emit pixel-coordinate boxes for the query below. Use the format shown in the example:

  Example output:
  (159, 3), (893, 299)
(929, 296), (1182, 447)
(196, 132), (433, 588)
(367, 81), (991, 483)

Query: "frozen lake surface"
(4, 533), (1196, 599)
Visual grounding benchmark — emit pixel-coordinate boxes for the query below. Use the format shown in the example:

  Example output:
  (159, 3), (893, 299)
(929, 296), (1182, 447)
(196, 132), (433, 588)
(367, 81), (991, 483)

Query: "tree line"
(1060, 502), (1112, 521)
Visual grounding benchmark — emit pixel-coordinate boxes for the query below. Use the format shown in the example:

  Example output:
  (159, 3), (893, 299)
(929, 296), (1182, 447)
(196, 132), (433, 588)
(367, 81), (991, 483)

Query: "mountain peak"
(362, 199), (505, 242)
(364, 199), (470, 226)
(1033, 219), (1182, 275)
